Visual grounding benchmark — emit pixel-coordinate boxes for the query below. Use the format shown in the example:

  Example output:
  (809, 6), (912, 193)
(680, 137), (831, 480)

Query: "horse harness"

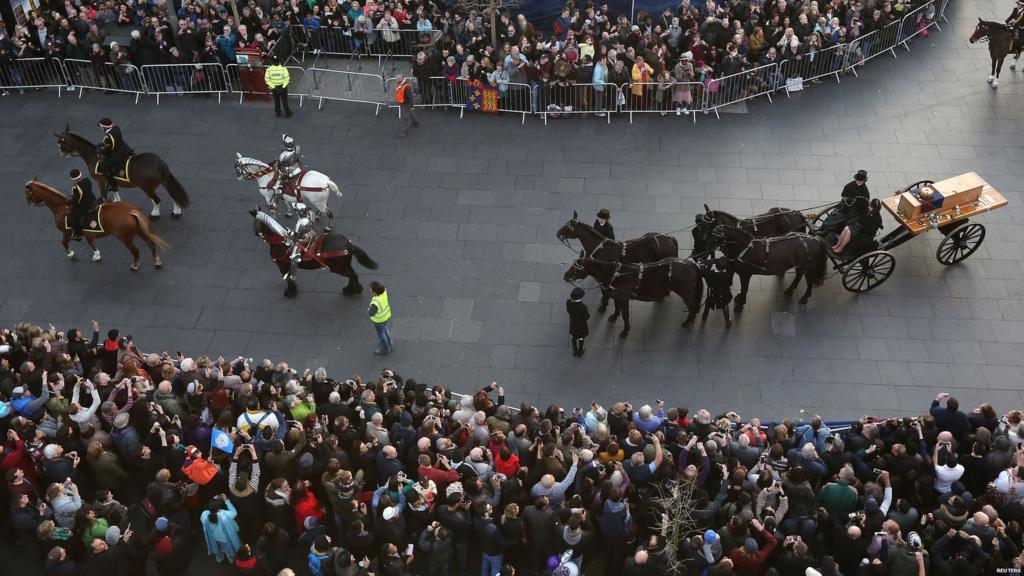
(728, 232), (817, 274)
(606, 260), (675, 299)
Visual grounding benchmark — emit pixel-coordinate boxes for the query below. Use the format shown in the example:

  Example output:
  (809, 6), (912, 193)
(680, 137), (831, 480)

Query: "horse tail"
(811, 241), (827, 286)
(349, 243), (378, 270)
(327, 179), (343, 198)
(130, 211), (170, 252)
(159, 161), (191, 208)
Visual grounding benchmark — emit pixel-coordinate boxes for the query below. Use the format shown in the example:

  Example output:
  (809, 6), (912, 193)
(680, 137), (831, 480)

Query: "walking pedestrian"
(264, 55), (293, 118)
(566, 287), (590, 357)
(394, 74), (418, 137)
(368, 281), (393, 355)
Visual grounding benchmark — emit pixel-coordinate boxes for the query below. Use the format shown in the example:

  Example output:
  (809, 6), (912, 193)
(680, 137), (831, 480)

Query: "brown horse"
(54, 125), (190, 220)
(25, 179), (169, 271)
(969, 19), (1022, 88)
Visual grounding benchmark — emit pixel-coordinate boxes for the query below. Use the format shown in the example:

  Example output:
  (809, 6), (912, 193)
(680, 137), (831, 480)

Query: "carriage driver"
(1009, 0), (1024, 67)
(821, 169), (870, 236)
(68, 169), (96, 241)
(97, 118), (133, 195)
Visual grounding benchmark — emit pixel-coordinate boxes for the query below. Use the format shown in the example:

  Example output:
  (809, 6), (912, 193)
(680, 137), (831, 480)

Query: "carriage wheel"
(936, 223), (985, 265)
(841, 250), (896, 293)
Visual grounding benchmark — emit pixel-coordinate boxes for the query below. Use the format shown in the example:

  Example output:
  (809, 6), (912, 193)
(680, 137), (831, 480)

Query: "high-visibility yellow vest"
(369, 290), (391, 324)
(265, 65), (290, 88)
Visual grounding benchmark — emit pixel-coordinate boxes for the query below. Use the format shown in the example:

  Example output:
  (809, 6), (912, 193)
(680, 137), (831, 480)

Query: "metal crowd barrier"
(843, 21), (901, 75)
(0, 57), (69, 95)
(701, 64), (782, 119)
(309, 68), (387, 113)
(778, 42), (847, 95)
(63, 59), (146, 103)
(289, 25), (441, 61)
(224, 63), (307, 106)
(624, 81), (703, 124)
(897, 0), (939, 49)
(495, 81), (533, 124)
(139, 63), (228, 104)
(397, 76), (469, 111)
(537, 82), (615, 125)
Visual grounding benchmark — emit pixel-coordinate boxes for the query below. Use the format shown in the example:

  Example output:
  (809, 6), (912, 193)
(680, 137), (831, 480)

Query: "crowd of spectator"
(4, 318), (1024, 576)
(0, 0), (937, 110)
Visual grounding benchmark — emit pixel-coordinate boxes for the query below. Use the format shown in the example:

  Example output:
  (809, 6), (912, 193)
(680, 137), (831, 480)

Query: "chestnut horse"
(969, 19), (1022, 88)
(25, 179), (169, 271)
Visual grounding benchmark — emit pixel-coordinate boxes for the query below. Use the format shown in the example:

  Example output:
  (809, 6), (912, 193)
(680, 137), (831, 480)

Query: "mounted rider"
(274, 133), (305, 199)
(96, 118), (133, 195)
(68, 169), (96, 241)
(1009, 0), (1024, 65)
(821, 169), (870, 236)
(288, 203), (319, 270)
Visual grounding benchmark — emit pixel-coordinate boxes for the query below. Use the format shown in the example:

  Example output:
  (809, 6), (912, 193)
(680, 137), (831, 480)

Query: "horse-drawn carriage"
(560, 172), (1006, 335)
(810, 172), (1006, 293)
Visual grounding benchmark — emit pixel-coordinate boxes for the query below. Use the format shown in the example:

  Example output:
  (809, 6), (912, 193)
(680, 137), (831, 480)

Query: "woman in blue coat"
(201, 495), (242, 563)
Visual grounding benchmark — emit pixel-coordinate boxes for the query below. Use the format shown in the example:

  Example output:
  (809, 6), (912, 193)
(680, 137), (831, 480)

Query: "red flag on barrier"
(466, 80), (499, 113)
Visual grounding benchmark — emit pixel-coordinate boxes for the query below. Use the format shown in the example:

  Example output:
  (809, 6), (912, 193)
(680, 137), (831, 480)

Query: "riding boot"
(71, 227), (84, 241)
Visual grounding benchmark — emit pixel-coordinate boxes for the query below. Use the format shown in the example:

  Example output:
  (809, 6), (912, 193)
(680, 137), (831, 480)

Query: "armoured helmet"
(281, 133), (296, 151)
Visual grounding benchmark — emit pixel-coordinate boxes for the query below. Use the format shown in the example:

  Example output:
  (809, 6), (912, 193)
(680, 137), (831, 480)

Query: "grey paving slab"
(2, 7), (1023, 421)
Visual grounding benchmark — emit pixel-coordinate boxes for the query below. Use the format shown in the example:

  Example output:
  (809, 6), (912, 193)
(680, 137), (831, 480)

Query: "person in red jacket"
(728, 518), (778, 576)
(418, 453), (460, 496)
(495, 446), (520, 478)
(291, 479), (324, 534)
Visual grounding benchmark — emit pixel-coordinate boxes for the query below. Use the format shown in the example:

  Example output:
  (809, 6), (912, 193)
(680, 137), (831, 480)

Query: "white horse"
(234, 154), (342, 230)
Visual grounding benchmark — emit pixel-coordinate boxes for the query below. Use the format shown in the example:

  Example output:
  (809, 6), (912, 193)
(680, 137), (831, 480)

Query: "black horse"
(556, 211), (679, 312)
(969, 19), (1022, 88)
(692, 204), (807, 256)
(564, 257), (703, 337)
(710, 226), (827, 309)
(250, 209), (378, 297)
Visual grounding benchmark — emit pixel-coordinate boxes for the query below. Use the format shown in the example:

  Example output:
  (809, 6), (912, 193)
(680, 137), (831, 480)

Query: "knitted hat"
(704, 529), (718, 544)
(580, 449), (594, 463)
(113, 412), (130, 429)
(105, 525), (122, 545)
(446, 481), (464, 498)
(155, 517), (169, 532)
(382, 506), (398, 521)
(743, 538), (758, 553)
(304, 516), (318, 530)
(908, 531), (922, 549)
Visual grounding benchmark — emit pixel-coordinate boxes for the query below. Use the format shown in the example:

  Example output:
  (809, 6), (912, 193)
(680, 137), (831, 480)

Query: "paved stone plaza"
(0, 2), (1021, 423)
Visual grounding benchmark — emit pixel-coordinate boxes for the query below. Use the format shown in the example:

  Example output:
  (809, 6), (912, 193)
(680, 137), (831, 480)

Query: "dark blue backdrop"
(516, 0), (674, 35)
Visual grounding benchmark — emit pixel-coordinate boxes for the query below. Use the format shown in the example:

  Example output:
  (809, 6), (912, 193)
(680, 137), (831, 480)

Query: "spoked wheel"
(841, 250), (896, 293)
(936, 223), (985, 265)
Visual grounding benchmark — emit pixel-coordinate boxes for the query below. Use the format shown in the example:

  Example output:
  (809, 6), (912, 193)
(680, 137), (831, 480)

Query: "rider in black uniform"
(68, 169), (96, 241)
(594, 209), (615, 240)
(822, 170), (870, 236)
(97, 118), (133, 195)
(1009, 0), (1024, 68)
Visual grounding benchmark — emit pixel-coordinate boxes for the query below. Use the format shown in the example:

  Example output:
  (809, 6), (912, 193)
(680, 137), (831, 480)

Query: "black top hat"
(98, 117), (113, 128)
(570, 287), (585, 300)
(596, 208), (611, 219)
(70, 169), (82, 180)
(855, 169), (868, 181)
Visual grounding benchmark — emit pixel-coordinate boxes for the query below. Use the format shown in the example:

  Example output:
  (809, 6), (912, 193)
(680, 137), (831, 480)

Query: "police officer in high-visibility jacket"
(368, 281), (393, 355)
(264, 55), (293, 118)
(394, 73), (418, 137)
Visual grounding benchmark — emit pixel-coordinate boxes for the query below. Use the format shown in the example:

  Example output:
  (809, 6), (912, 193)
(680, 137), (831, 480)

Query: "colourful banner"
(467, 80), (499, 113)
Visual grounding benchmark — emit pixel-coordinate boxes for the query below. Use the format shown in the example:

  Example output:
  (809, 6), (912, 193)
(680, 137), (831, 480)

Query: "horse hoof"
(341, 286), (360, 295)
(324, 226), (333, 232)
(91, 252), (101, 262)
(154, 259), (163, 269)
(726, 320), (733, 329)
(987, 75), (994, 83)
(170, 213), (181, 220)
(285, 287), (297, 298)
(682, 320), (693, 328)
(66, 251), (75, 259)
(799, 298), (810, 305)
(733, 304), (744, 312)
(149, 214), (160, 221)
(783, 288), (794, 296)
(608, 316), (618, 323)
(992, 79), (999, 88)
(618, 330), (629, 338)
(130, 264), (140, 272)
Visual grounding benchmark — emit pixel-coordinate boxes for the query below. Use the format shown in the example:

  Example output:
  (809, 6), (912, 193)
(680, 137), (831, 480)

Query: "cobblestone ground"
(0, 0), (1021, 445)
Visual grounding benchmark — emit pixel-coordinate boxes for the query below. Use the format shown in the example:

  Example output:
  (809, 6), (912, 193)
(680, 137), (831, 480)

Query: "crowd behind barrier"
(4, 312), (1024, 576)
(0, 0), (950, 124)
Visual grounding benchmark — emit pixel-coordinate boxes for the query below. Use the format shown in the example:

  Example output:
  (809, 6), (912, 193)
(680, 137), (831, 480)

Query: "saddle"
(271, 234), (349, 266)
(267, 169), (323, 202)
(94, 154), (134, 183)
(65, 205), (106, 233)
